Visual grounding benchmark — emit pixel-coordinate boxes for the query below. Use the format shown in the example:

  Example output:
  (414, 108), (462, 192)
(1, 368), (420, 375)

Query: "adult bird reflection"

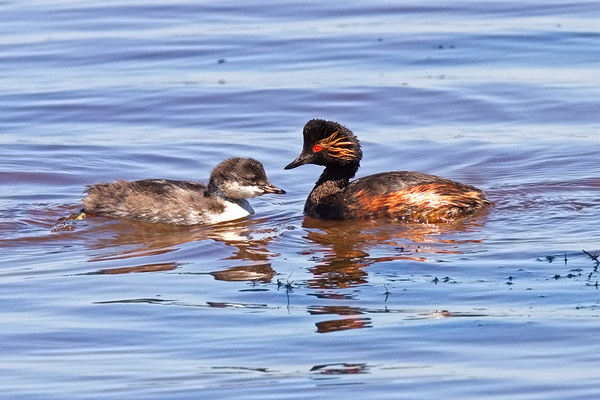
(301, 216), (486, 290)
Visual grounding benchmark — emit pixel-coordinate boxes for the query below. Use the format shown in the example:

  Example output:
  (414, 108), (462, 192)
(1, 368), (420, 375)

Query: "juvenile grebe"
(82, 157), (285, 225)
(284, 119), (490, 223)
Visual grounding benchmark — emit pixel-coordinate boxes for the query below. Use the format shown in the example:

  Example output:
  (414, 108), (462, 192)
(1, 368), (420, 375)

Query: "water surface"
(2, 1), (600, 399)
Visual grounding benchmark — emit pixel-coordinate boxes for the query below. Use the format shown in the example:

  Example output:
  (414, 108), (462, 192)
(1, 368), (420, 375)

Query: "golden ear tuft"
(315, 131), (356, 160)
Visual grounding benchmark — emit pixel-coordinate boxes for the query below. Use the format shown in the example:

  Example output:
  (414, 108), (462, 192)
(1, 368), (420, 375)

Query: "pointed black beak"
(261, 182), (286, 194)
(284, 153), (312, 170)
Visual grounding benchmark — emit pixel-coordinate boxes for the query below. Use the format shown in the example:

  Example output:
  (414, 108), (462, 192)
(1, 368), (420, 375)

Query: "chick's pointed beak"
(284, 153), (311, 170)
(261, 182), (286, 194)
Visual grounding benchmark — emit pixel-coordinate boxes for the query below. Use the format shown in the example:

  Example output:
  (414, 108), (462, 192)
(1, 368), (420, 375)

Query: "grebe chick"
(82, 157), (285, 225)
(284, 119), (490, 223)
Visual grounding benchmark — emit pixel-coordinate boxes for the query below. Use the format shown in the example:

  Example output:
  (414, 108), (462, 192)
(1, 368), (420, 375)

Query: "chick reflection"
(302, 216), (485, 289)
(82, 217), (281, 266)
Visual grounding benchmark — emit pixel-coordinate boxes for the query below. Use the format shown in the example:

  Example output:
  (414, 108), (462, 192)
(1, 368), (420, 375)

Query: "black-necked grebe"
(82, 157), (285, 225)
(284, 119), (490, 223)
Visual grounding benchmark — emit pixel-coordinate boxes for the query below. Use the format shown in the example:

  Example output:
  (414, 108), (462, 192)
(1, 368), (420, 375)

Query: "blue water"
(2, 1), (600, 399)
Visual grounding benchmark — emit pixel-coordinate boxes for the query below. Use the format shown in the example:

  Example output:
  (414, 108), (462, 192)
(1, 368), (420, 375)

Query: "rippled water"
(2, 1), (600, 399)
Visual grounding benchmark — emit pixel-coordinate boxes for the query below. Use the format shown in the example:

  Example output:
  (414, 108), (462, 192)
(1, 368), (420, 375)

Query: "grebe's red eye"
(313, 144), (323, 152)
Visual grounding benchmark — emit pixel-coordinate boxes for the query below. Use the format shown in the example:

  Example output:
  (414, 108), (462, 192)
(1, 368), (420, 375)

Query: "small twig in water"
(582, 249), (599, 263)
(383, 284), (391, 301)
(277, 271), (294, 291)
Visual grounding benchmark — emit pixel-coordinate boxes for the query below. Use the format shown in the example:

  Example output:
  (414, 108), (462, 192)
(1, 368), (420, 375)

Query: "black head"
(284, 119), (363, 170)
(209, 158), (285, 199)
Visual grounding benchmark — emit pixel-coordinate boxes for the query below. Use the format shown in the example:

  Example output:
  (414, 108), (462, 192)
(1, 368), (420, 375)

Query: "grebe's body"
(285, 119), (490, 223)
(83, 158), (284, 225)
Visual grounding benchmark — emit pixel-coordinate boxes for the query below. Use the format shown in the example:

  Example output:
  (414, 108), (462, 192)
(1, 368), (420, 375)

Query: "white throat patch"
(222, 182), (264, 199)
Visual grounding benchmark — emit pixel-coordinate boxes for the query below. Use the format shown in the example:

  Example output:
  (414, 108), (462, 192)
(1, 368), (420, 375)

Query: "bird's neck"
(303, 163), (358, 218)
(315, 162), (358, 187)
(307, 163), (358, 206)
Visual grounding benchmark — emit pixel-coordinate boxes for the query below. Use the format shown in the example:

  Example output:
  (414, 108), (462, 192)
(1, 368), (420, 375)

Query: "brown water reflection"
(310, 305), (371, 333)
(308, 305), (364, 315)
(210, 263), (275, 283)
(315, 318), (372, 333)
(90, 262), (179, 275)
(301, 216), (486, 289)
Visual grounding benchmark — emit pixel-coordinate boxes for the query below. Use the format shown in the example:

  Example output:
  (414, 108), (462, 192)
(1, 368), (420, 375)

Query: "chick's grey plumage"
(82, 158), (284, 225)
